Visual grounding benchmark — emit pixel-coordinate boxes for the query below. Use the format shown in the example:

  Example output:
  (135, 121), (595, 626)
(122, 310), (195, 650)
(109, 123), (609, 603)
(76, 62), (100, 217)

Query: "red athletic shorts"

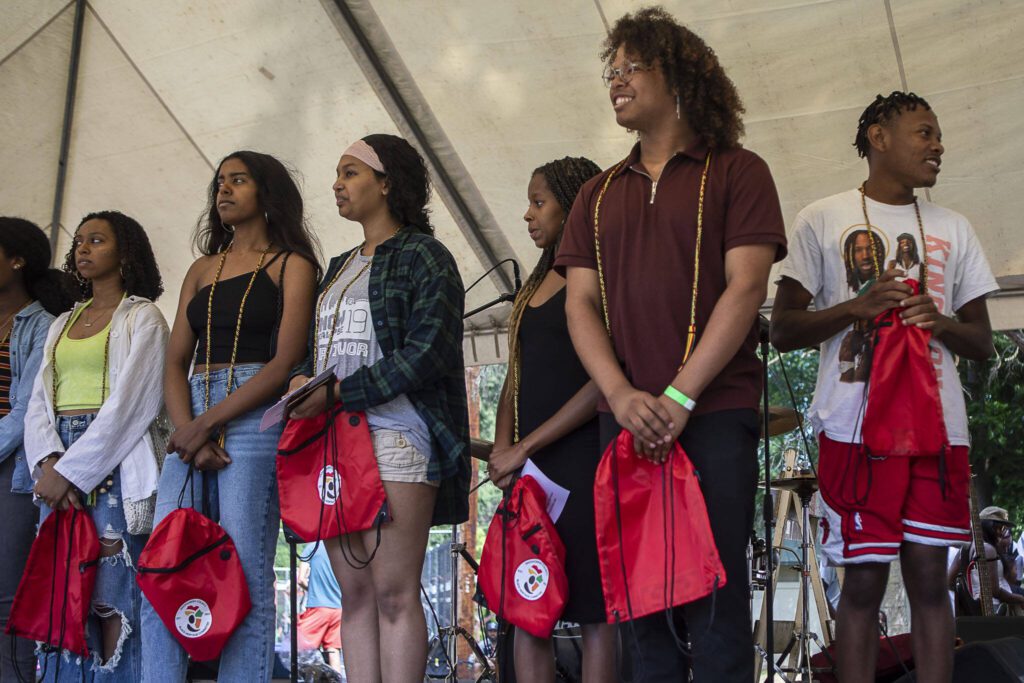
(297, 606), (342, 650)
(817, 433), (970, 565)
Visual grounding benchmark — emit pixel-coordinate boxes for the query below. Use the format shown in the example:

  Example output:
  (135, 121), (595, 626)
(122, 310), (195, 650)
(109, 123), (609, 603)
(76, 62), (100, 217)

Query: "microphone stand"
(463, 293), (515, 319)
(758, 316), (778, 677)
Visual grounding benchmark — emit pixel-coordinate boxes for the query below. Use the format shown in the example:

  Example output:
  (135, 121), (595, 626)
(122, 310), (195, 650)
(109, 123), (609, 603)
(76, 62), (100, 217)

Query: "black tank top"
(186, 251), (288, 364)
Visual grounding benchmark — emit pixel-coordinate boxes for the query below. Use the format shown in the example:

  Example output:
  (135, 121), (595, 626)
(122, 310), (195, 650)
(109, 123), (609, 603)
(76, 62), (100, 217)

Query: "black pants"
(0, 455), (38, 683)
(600, 409), (759, 683)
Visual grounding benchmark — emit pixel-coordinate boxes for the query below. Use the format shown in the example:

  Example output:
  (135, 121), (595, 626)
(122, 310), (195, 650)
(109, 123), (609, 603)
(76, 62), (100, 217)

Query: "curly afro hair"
(854, 91), (932, 158)
(64, 211), (164, 302)
(602, 6), (745, 149)
(362, 134), (433, 235)
(0, 217), (77, 314)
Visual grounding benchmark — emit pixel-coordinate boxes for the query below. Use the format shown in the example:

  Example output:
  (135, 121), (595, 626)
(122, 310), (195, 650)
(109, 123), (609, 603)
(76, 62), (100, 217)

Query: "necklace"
(203, 241), (272, 446)
(591, 151), (710, 367)
(313, 246), (373, 374)
(858, 183), (929, 293)
(82, 301), (116, 327)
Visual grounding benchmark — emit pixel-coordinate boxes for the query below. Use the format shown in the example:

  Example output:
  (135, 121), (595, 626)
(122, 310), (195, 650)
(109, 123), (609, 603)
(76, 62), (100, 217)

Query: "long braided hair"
(507, 156), (601, 439)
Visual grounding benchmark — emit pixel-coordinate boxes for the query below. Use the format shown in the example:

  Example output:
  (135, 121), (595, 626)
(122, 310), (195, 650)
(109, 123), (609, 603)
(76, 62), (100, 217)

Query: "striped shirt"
(0, 339), (11, 417)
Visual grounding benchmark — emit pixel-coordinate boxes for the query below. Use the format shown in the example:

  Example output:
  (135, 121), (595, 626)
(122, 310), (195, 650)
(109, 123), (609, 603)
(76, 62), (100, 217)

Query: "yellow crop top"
(54, 303), (112, 412)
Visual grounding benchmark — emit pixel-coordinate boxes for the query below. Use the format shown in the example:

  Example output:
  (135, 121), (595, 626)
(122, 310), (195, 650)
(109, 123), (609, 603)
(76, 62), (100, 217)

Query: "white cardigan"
(24, 296), (168, 503)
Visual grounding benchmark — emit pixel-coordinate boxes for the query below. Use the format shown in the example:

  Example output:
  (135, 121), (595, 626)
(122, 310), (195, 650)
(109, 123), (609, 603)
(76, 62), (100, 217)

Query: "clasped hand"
(607, 387), (690, 464)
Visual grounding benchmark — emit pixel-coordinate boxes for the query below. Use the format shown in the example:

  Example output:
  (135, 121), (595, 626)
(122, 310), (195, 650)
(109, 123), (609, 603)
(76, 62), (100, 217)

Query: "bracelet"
(663, 385), (696, 412)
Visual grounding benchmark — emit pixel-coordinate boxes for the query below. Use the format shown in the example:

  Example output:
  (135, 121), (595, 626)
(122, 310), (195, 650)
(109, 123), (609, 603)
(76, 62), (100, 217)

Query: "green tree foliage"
(959, 331), (1024, 526)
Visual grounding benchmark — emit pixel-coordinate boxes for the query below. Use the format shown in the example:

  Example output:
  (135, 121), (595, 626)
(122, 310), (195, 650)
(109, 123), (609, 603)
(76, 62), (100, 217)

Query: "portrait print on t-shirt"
(837, 225), (893, 384)
(778, 188), (999, 446)
(316, 288), (372, 370)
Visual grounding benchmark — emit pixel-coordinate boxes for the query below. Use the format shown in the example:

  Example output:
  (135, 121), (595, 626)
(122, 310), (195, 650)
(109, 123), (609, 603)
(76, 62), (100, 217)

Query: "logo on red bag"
(514, 560), (549, 601)
(175, 599), (213, 638)
(317, 466), (338, 505)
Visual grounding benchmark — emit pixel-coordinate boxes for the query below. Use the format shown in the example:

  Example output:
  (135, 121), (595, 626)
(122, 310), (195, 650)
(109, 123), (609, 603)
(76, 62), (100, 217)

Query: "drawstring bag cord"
(611, 438), (643, 683)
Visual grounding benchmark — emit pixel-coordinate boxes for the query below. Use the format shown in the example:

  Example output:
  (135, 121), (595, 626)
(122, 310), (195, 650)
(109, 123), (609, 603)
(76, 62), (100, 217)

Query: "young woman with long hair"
(142, 151), (320, 682)
(288, 134), (470, 682)
(24, 210), (167, 681)
(486, 157), (617, 682)
(0, 217), (75, 681)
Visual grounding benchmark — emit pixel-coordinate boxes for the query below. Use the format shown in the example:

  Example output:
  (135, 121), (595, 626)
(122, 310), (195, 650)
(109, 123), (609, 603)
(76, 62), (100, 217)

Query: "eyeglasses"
(602, 60), (651, 87)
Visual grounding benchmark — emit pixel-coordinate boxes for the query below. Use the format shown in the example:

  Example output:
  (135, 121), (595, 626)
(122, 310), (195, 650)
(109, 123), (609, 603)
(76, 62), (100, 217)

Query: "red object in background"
(276, 408), (388, 542)
(862, 278), (950, 457)
(6, 508), (99, 657)
(478, 475), (568, 639)
(136, 507), (251, 661)
(594, 429), (725, 623)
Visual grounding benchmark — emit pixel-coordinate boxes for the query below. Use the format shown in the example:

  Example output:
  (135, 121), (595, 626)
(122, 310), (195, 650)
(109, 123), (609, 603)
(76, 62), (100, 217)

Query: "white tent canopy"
(3, 0), (1022, 366)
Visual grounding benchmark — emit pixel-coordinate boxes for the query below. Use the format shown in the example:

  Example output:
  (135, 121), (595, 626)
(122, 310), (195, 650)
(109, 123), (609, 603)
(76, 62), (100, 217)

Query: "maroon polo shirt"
(555, 139), (787, 415)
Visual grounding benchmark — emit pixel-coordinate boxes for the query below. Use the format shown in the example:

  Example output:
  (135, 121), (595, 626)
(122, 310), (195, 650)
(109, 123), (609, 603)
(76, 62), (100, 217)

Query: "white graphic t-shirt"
(778, 189), (998, 446)
(315, 254), (432, 458)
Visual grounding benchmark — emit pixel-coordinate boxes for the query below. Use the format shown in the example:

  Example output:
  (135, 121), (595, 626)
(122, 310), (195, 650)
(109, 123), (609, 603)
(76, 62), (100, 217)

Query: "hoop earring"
(264, 211), (270, 224)
(222, 222), (234, 234)
(120, 263), (125, 281)
(676, 95), (681, 120)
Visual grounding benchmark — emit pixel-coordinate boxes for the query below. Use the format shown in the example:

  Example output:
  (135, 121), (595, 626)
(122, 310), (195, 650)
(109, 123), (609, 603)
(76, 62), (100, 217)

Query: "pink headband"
(342, 139), (385, 173)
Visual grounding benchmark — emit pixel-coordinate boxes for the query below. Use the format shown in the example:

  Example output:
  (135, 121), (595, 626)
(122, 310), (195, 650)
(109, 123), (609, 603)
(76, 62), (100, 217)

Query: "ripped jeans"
(37, 413), (146, 682)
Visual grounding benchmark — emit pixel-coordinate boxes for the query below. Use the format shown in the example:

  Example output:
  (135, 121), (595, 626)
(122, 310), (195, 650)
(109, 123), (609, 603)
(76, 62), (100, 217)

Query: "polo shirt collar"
(614, 138), (710, 178)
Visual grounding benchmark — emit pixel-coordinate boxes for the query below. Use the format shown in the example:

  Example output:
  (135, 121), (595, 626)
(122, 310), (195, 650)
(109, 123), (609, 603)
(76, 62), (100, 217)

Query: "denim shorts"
(371, 429), (438, 486)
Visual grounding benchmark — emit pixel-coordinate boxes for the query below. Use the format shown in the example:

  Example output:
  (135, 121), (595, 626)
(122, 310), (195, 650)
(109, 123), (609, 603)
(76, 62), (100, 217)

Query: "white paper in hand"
(521, 459), (570, 523)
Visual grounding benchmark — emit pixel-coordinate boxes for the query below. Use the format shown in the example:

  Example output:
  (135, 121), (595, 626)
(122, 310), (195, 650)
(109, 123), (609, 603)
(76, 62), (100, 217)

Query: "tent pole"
(329, 0), (514, 294)
(48, 0), (87, 258)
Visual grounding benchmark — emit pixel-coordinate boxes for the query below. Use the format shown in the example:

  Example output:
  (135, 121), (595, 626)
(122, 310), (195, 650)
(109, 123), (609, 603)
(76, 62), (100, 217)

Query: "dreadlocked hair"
(506, 156), (601, 441)
(602, 6), (745, 149)
(0, 217), (77, 315)
(64, 211), (164, 302)
(854, 91), (931, 158)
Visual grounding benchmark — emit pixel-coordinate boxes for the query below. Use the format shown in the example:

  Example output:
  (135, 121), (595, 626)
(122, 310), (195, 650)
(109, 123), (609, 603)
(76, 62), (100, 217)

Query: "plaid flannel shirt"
(297, 229), (470, 525)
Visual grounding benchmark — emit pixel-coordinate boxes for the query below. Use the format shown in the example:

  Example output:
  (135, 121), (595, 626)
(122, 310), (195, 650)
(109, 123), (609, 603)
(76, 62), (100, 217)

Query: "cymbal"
(762, 475), (818, 497)
(470, 438), (493, 462)
(760, 406), (802, 437)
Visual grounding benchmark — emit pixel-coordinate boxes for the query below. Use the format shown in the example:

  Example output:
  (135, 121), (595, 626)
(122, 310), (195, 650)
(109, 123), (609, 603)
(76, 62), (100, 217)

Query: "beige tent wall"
(2, 1), (1022, 353)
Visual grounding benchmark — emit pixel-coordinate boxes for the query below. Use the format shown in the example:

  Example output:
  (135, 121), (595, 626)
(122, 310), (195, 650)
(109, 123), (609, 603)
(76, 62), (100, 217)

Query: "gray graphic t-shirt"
(315, 254), (432, 458)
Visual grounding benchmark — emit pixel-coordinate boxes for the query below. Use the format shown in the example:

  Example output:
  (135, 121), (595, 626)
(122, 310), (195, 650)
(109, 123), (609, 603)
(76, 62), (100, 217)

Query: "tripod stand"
(425, 523), (495, 682)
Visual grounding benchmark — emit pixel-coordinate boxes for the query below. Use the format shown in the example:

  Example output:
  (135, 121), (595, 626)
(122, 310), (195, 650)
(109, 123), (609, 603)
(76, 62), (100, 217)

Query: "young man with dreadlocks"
(771, 92), (997, 681)
(486, 156), (616, 682)
(556, 8), (786, 682)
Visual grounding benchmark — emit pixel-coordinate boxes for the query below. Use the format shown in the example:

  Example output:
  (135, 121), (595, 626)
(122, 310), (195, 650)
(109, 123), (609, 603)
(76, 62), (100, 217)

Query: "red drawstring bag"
(862, 279), (950, 457)
(6, 508), (100, 657)
(478, 475), (568, 639)
(136, 473), (251, 662)
(276, 405), (388, 545)
(595, 429), (725, 623)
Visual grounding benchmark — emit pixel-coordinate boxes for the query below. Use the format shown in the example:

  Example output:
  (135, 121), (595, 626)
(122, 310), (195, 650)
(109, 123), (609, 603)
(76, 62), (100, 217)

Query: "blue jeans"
(141, 365), (282, 683)
(38, 413), (147, 683)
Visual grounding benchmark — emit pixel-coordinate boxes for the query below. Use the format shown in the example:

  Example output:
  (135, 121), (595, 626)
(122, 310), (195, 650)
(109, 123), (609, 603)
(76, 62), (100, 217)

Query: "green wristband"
(664, 385), (696, 412)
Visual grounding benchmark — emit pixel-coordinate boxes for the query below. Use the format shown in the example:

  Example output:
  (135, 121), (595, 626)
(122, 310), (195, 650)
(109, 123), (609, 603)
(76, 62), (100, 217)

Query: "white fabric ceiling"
(2, 0), (1022, 366)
